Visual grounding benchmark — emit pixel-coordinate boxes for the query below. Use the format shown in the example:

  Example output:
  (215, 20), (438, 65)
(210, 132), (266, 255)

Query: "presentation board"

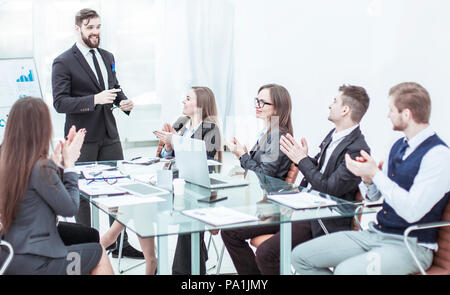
(0, 58), (43, 143)
(0, 58), (42, 107)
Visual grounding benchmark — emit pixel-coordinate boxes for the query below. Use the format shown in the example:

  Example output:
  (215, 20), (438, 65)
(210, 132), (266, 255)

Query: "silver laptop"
(172, 135), (249, 189)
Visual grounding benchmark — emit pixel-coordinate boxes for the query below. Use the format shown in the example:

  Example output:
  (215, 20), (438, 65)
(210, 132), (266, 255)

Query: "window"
(28, 0), (158, 105)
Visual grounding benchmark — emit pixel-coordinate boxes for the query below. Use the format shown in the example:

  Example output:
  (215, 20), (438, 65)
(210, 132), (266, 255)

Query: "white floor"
(91, 144), (377, 275)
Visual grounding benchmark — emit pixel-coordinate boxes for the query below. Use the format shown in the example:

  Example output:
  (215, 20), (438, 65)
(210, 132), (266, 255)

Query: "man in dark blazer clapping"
(51, 8), (141, 259)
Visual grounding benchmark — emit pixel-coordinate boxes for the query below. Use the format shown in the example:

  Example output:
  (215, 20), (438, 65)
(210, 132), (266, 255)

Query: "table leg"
(280, 222), (292, 275)
(191, 232), (200, 275)
(157, 235), (169, 275)
(90, 197), (100, 230)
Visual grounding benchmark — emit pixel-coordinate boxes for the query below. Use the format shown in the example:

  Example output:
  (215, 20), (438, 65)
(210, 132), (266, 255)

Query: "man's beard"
(82, 32), (100, 48)
(392, 119), (407, 131)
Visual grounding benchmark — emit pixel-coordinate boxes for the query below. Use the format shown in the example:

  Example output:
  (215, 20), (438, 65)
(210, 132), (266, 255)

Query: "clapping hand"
(51, 125), (77, 165)
(154, 124), (177, 153)
(51, 126), (86, 168)
(226, 137), (247, 159)
(280, 134), (308, 165)
(345, 150), (379, 183)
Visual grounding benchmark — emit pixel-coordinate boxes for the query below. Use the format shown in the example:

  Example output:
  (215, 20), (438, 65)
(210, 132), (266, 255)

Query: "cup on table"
(173, 178), (186, 196)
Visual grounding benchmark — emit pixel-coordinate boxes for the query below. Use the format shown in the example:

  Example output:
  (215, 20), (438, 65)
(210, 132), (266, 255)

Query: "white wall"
(231, 0), (450, 160)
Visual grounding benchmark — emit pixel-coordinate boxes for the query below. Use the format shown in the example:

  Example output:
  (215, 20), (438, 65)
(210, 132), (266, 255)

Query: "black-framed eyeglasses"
(87, 177), (118, 185)
(254, 97), (273, 108)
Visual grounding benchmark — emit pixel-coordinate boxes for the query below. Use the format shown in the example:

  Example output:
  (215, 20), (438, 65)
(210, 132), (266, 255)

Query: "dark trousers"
(75, 136), (128, 247)
(221, 221), (312, 275)
(172, 233), (208, 275)
(57, 222), (100, 245)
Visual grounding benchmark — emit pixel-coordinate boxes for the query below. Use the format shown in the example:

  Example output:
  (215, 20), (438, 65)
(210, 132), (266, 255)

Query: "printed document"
(182, 206), (258, 226)
(268, 192), (337, 210)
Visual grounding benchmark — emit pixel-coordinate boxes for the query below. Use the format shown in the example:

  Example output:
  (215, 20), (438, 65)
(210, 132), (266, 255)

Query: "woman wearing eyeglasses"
(222, 84), (296, 275)
(227, 84), (294, 179)
(0, 97), (114, 275)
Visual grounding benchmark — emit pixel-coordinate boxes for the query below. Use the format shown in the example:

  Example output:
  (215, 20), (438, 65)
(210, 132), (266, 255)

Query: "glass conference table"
(78, 160), (377, 275)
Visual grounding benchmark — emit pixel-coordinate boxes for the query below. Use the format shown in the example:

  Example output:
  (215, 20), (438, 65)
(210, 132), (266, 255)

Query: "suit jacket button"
(391, 173), (395, 177)
(378, 225), (382, 229)
(383, 210), (387, 214)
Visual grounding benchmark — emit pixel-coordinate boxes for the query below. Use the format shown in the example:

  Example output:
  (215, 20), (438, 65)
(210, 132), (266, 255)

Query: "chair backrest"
(0, 222), (14, 275)
(250, 164), (300, 248)
(284, 163), (299, 184)
(425, 198), (450, 275)
(352, 190), (364, 231)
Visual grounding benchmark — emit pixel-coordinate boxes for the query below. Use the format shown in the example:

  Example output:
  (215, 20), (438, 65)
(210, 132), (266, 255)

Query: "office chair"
(404, 196), (450, 275)
(248, 163), (299, 248)
(0, 222), (14, 275)
(113, 229), (147, 274)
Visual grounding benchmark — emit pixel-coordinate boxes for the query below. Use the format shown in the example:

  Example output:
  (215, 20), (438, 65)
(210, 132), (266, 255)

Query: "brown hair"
(75, 8), (100, 27)
(258, 84), (294, 135)
(191, 86), (223, 161)
(389, 82), (431, 124)
(0, 97), (53, 233)
(338, 85), (370, 123)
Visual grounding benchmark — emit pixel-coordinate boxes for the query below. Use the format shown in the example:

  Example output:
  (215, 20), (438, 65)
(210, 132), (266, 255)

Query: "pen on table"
(131, 156), (142, 161)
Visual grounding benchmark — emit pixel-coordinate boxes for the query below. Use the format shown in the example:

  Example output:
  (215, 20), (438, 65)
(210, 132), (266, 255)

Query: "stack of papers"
(182, 206), (258, 226)
(268, 192), (338, 210)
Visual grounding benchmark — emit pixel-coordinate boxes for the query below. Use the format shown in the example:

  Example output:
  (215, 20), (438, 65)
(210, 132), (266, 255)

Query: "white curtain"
(156, 0), (235, 136)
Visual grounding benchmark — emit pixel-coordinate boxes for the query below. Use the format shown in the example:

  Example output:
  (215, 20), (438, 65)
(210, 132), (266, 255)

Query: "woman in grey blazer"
(0, 97), (113, 275)
(227, 84), (294, 179)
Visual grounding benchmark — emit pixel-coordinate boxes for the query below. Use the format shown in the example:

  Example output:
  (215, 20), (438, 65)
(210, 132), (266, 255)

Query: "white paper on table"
(290, 206), (341, 221)
(207, 159), (222, 166)
(182, 206), (258, 226)
(268, 192), (337, 210)
(94, 194), (165, 209)
(78, 178), (134, 196)
(130, 173), (157, 184)
(124, 157), (159, 164)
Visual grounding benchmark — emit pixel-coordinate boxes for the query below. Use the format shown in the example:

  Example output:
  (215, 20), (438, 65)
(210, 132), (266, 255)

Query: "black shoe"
(106, 243), (117, 253)
(111, 245), (144, 259)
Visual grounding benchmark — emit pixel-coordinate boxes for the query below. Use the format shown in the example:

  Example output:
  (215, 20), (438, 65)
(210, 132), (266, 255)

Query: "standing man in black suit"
(52, 8), (142, 259)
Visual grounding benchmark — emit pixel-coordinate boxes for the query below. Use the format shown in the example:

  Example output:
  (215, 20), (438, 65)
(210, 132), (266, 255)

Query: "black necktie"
(90, 49), (105, 90)
(393, 140), (409, 166)
(318, 137), (332, 170)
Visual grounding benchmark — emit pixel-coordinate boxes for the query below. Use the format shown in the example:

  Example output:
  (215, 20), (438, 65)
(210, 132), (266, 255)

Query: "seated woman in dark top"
(227, 83), (293, 179)
(222, 83), (296, 275)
